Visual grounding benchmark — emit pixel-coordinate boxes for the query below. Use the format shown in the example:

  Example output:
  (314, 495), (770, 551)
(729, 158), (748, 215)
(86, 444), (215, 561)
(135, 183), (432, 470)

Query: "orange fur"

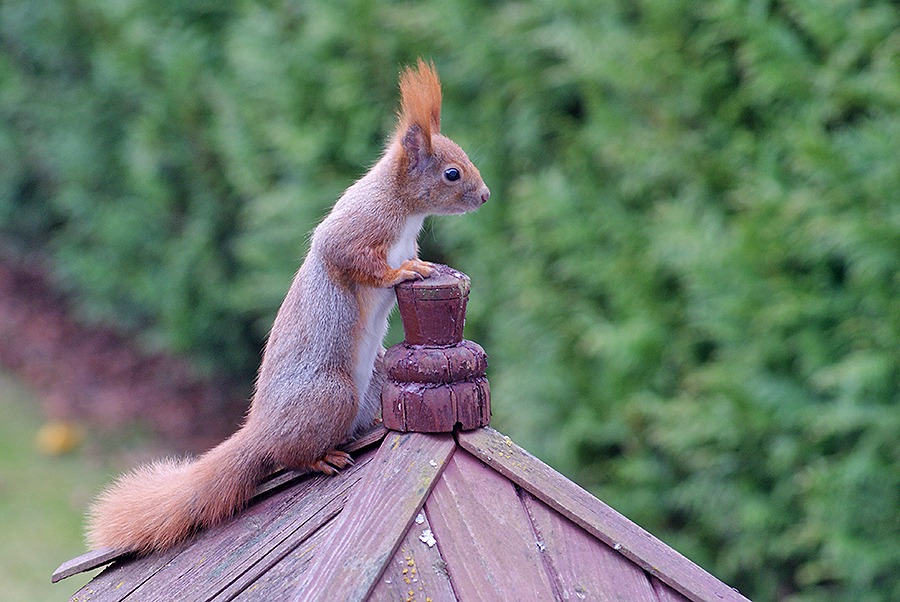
(397, 58), (442, 148)
(87, 429), (268, 554)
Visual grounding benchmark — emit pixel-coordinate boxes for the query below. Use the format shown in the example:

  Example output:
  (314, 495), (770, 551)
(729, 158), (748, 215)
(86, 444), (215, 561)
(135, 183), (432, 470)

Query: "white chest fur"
(350, 215), (425, 430)
(387, 215), (426, 269)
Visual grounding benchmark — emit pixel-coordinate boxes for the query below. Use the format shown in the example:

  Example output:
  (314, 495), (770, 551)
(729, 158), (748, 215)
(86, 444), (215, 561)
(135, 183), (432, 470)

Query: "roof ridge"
(456, 427), (750, 602)
(293, 432), (456, 601)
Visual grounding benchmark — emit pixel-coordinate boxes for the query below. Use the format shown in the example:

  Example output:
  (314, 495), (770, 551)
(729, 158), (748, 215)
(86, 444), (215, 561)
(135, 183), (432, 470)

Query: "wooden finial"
(381, 264), (490, 432)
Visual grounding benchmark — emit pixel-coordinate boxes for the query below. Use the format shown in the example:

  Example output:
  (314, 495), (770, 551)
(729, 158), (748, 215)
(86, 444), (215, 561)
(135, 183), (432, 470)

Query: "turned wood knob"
(394, 264), (470, 346)
(381, 264), (491, 433)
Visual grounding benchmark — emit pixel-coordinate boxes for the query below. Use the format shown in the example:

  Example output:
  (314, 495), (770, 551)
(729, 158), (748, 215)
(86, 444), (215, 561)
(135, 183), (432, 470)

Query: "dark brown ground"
(0, 255), (248, 453)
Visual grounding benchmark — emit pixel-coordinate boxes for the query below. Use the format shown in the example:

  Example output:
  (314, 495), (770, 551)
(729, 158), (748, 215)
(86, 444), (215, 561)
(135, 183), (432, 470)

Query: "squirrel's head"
(394, 59), (490, 215)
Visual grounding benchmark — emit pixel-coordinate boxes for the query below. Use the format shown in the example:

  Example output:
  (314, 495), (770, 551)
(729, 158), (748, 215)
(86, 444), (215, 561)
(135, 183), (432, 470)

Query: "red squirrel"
(86, 59), (490, 555)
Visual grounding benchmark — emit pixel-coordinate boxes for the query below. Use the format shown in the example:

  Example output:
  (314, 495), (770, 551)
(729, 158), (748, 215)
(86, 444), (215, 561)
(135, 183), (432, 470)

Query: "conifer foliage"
(1, 1), (897, 599)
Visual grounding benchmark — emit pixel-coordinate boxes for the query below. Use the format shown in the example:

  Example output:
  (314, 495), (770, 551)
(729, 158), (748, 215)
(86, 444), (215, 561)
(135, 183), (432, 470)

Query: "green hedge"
(2, 1), (897, 599)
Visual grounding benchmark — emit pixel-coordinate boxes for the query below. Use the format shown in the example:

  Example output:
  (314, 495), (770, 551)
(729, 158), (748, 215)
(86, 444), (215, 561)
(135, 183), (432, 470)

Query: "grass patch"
(0, 370), (156, 600)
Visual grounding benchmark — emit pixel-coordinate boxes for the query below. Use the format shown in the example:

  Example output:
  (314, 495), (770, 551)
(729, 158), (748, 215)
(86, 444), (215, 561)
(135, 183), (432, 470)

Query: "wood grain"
(136, 454), (374, 602)
(68, 451), (374, 601)
(227, 519), (334, 601)
(52, 547), (123, 584)
(651, 575), (693, 602)
(457, 427), (750, 602)
(210, 478), (355, 600)
(424, 450), (557, 601)
(522, 491), (659, 601)
(56, 425), (387, 586)
(292, 432), (456, 602)
(67, 545), (184, 601)
(368, 510), (458, 602)
(451, 377), (490, 430)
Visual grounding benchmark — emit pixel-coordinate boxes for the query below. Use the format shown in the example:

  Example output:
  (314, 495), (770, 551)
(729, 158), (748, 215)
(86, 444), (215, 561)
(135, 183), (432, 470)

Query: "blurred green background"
(1, 0), (898, 600)
(0, 369), (157, 601)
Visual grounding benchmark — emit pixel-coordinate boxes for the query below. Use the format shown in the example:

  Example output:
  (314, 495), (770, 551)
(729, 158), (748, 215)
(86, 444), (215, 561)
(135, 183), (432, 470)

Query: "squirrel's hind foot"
(310, 449), (354, 475)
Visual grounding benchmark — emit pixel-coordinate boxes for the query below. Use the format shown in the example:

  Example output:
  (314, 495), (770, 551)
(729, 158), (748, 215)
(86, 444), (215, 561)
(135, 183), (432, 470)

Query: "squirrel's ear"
(400, 123), (429, 170)
(397, 58), (440, 164)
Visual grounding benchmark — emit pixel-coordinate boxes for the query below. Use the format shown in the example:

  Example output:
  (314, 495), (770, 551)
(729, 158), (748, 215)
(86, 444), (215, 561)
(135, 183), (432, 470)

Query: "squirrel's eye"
(443, 167), (461, 182)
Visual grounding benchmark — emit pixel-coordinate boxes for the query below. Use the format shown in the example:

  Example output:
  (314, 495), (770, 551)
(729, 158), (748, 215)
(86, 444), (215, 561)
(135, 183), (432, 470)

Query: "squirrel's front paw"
(388, 259), (434, 286)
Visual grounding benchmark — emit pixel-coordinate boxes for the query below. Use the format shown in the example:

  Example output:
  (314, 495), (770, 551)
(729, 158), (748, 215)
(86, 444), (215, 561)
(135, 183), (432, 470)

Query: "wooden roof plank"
(293, 432), (456, 602)
(55, 471), (311, 589)
(71, 450), (373, 602)
(138, 452), (376, 602)
(209, 479), (354, 600)
(369, 510), (458, 602)
(54, 427), (387, 586)
(522, 491), (659, 601)
(651, 575), (693, 602)
(457, 427), (749, 602)
(228, 517), (334, 601)
(68, 546), (182, 602)
(52, 547), (122, 584)
(423, 450), (557, 601)
(252, 428), (384, 499)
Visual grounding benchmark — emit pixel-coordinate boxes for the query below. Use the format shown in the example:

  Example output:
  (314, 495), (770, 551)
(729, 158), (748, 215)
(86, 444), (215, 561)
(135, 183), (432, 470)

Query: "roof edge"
(456, 427), (750, 602)
(51, 426), (389, 584)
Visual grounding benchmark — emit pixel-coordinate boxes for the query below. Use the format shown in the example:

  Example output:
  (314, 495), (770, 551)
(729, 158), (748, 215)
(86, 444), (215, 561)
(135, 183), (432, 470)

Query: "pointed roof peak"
(55, 266), (748, 601)
(57, 425), (748, 601)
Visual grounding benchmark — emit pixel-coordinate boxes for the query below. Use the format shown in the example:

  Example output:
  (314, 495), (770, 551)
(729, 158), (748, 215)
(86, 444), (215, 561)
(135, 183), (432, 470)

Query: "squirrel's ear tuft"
(397, 58), (442, 155)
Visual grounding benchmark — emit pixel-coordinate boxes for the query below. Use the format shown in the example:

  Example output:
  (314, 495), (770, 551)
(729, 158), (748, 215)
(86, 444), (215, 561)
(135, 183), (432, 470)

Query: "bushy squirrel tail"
(87, 427), (270, 555)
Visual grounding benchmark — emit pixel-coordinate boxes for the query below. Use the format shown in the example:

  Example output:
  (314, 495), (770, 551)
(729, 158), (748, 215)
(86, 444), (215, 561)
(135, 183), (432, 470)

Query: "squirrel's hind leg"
(350, 348), (386, 437)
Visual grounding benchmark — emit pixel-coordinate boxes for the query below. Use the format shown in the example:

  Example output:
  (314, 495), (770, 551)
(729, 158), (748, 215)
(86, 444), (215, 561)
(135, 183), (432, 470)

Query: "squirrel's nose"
(479, 186), (491, 204)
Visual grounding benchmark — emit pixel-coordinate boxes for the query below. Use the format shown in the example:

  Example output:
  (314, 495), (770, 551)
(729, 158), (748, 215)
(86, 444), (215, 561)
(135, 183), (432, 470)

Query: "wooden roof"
(55, 425), (749, 602)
